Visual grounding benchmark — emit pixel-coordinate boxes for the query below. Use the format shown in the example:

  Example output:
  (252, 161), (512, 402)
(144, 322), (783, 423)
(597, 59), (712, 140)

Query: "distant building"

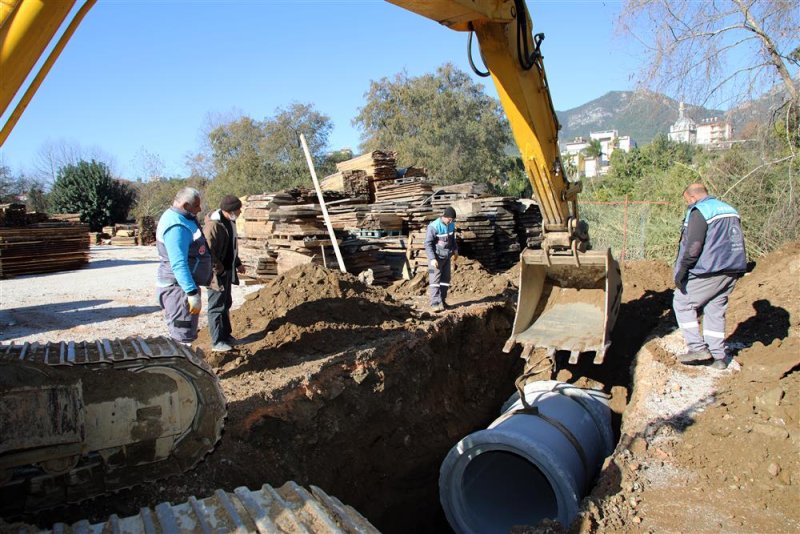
(696, 117), (733, 146)
(669, 102), (732, 146)
(561, 130), (635, 178)
(669, 102), (697, 143)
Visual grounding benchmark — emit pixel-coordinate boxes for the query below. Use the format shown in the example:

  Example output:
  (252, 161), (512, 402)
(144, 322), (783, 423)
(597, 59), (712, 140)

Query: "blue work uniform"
(673, 196), (746, 361)
(156, 207), (213, 343)
(424, 217), (458, 307)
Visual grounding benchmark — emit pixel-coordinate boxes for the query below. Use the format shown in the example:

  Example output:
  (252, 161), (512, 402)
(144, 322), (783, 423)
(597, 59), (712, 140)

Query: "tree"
(204, 103), (333, 208)
(50, 160), (135, 231)
(618, 0), (799, 107)
(353, 63), (513, 185)
(583, 139), (603, 159)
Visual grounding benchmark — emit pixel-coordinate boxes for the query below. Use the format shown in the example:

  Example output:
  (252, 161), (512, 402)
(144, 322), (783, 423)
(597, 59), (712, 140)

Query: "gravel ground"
(0, 245), (260, 345)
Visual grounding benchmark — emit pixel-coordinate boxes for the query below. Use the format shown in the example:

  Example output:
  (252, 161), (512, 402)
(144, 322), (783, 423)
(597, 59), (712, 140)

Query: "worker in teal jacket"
(673, 183), (746, 369)
(155, 187), (213, 345)
(424, 206), (459, 312)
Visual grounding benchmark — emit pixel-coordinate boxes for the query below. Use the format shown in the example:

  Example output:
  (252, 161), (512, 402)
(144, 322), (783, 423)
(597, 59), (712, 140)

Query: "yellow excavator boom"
(389, 0), (622, 361)
(0, 0), (621, 360)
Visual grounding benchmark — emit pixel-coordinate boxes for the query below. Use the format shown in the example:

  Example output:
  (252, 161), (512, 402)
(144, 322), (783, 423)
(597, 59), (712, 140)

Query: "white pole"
(299, 133), (346, 273)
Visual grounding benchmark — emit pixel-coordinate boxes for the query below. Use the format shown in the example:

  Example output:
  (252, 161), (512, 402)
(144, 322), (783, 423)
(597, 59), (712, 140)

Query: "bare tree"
(618, 0), (799, 107)
(130, 147), (165, 181)
(33, 139), (117, 184)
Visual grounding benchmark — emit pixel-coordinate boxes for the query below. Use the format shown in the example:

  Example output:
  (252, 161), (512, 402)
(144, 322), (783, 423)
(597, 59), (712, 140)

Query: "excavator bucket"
(504, 248), (622, 364)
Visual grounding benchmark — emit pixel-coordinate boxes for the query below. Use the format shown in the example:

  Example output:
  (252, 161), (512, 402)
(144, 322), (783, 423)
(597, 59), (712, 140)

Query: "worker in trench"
(673, 182), (747, 370)
(203, 195), (247, 353)
(155, 187), (213, 346)
(425, 206), (459, 312)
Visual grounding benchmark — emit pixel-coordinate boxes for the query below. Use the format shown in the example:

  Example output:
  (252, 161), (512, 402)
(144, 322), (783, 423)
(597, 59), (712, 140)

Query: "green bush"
(50, 160), (135, 231)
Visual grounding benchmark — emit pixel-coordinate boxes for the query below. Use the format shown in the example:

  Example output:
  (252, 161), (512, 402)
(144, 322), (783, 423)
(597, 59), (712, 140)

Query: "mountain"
(555, 83), (797, 147)
(555, 91), (723, 146)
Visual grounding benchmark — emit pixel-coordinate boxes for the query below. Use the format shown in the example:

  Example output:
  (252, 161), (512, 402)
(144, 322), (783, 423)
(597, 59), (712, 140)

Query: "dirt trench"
(16, 257), (669, 532)
(13, 244), (797, 533)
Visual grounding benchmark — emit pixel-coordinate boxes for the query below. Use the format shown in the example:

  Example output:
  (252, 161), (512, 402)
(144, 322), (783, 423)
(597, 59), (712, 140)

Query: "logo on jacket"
(198, 244), (207, 255)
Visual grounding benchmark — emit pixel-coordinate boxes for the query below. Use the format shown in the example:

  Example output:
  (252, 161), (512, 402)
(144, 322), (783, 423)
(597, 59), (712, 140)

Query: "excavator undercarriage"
(0, 336), (226, 516)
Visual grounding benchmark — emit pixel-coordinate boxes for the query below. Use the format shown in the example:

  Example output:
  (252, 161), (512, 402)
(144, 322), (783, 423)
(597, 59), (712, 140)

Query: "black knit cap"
(442, 206), (456, 219)
(220, 195), (242, 212)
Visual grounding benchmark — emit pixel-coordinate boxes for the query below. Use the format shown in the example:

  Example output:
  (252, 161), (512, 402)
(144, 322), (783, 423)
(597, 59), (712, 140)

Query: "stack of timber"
(338, 237), (393, 285)
(357, 210), (404, 234)
(0, 204), (28, 226)
(336, 151), (397, 181)
(0, 222), (90, 278)
(111, 223), (138, 246)
(376, 235), (412, 279)
(404, 205), (437, 232)
(240, 194), (275, 243)
(454, 197), (520, 271)
(321, 169), (371, 198)
(335, 151), (397, 201)
(268, 193), (340, 276)
(47, 212), (82, 224)
(428, 182), (488, 210)
(515, 199), (543, 250)
(374, 177), (434, 203)
(327, 204), (370, 231)
(404, 230), (430, 276)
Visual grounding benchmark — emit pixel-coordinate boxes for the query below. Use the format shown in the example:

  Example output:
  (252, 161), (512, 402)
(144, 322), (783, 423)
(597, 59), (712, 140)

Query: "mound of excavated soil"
(388, 257), (514, 304)
(576, 241), (800, 533)
(10, 242), (799, 533)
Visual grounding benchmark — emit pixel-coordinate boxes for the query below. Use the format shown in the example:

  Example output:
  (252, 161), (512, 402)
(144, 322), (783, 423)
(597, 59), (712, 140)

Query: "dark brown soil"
(6, 242), (799, 533)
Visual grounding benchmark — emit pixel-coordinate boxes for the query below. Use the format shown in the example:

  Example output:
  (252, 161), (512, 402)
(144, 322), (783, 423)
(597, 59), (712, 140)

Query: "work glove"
(187, 293), (202, 315)
(674, 271), (687, 294)
(430, 259), (439, 270)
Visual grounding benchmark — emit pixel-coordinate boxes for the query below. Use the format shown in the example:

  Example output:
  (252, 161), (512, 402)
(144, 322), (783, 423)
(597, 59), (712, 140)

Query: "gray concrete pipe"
(439, 380), (614, 533)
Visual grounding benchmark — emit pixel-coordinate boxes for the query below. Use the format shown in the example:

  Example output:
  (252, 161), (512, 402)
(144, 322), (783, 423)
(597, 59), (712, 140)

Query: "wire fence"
(580, 197), (675, 262)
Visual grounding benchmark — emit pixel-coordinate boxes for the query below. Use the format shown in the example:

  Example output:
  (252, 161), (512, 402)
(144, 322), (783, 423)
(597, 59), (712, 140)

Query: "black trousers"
(207, 271), (233, 344)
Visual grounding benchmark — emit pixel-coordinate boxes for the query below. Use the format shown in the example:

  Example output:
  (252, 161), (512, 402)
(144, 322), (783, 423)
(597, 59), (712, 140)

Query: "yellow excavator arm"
(390, 0), (622, 361)
(0, 0), (96, 146)
(1, 0), (620, 360)
(388, 0), (577, 249)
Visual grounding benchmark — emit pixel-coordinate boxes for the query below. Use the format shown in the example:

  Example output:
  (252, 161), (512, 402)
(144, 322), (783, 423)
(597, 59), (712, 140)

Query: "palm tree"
(582, 139), (603, 159)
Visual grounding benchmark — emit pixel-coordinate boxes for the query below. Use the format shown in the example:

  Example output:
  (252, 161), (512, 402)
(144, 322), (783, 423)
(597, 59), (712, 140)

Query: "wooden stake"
(299, 134), (346, 273)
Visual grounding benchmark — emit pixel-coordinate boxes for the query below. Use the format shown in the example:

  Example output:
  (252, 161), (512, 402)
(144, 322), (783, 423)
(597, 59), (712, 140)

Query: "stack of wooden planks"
(327, 204), (370, 231)
(240, 194), (274, 241)
(0, 222), (90, 278)
(321, 169), (371, 198)
(515, 199), (543, 250)
(111, 223), (138, 246)
(374, 177), (434, 203)
(336, 151), (397, 201)
(338, 237), (393, 285)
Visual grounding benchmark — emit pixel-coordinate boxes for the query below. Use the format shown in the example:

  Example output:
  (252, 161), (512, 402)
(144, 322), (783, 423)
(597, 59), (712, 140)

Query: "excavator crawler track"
(17, 482), (381, 534)
(0, 336), (226, 517)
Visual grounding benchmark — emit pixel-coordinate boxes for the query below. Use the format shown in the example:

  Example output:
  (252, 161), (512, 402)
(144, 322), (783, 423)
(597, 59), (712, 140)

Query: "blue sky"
(1, 0), (638, 180)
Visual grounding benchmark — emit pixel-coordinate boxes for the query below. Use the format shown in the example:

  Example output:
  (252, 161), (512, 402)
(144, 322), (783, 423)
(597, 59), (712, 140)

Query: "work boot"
(707, 358), (728, 370)
(431, 303), (444, 312)
(677, 349), (713, 365)
(212, 341), (233, 353)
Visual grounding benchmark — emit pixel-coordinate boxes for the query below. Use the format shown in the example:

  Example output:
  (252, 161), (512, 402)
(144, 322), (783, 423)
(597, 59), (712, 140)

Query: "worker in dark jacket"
(673, 183), (746, 369)
(156, 187), (213, 345)
(204, 195), (246, 353)
(424, 206), (459, 312)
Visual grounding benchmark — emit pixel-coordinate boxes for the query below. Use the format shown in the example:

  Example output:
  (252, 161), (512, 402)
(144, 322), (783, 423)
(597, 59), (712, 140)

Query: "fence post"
(621, 195), (629, 262)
